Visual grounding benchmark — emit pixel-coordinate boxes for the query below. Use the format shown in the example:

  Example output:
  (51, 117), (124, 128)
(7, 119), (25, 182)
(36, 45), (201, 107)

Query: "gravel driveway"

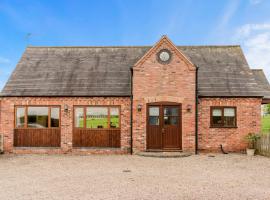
(0, 154), (270, 200)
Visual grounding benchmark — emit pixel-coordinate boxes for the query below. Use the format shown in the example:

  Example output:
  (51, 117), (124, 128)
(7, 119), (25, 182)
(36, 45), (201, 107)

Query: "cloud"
(235, 23), (270, 81)
(216, 0), (241, 32)
(0, 57), (10, 64)
(235, 23), (270, 38)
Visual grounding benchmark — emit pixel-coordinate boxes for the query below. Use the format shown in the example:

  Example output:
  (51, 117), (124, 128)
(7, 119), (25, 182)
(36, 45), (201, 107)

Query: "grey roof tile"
(252, 69), (270, 99)
(1, 45), (270, 98)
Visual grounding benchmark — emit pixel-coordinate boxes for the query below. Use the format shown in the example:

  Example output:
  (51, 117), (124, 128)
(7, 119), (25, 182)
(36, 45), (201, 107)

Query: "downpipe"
(195, 65), (199, 154)
(130, 67), (133, 155)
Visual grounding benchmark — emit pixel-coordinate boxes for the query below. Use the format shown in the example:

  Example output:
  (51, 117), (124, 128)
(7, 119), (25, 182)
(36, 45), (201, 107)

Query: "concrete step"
(136, 151), (192, 158)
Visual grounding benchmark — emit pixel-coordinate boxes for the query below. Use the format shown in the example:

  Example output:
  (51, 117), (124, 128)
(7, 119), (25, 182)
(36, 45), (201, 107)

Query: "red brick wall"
(132, 37), (196, 152)
(198, 98), (262, 152)
(0, 97), (131, 154)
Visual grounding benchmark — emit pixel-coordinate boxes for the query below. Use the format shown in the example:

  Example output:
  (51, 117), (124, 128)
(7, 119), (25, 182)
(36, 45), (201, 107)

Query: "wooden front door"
(147, 103), (182, 150)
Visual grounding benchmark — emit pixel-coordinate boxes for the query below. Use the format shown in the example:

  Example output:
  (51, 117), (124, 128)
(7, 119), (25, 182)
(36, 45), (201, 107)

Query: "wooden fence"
(256, 133), (270, 157)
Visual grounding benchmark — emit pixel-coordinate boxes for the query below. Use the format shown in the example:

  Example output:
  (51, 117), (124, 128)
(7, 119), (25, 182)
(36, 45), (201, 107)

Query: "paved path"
(0, 154), (270, 200)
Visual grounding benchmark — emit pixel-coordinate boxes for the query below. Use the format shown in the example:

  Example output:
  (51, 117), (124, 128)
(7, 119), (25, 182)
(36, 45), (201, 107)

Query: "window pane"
(224, 116), (236, 126)
(224, 108), (236, 126)
(110, 107), (119, 128)
(16, 107), (25, 128)
(51, 107), (60, 127)
(75, 107), (84, 128)
(86, 107), (108, 128)
(149, 107), (159, 116)
(164, 107), (179, 116)
(212, 116), (222, 125)
(212, 109), (222, 116)
(224, 108), (235, 117)
(149, 116), (159, 125)
(27, 107), (48, 128)
(164, 116), (178, 125)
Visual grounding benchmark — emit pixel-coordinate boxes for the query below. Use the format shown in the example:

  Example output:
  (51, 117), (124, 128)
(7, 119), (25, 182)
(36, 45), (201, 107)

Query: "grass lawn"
(262, 115), (270, 133)
(78, 117), (119, 128)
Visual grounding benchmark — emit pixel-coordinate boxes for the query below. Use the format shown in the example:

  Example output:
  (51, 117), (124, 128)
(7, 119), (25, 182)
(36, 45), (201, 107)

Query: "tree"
(266, 104), (270, 114)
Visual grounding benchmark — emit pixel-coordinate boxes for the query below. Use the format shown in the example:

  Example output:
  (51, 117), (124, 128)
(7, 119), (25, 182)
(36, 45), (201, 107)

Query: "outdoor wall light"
(187, 104), (192, 112)
(137, 104), (142, 112)
(64, 104), (69, 112)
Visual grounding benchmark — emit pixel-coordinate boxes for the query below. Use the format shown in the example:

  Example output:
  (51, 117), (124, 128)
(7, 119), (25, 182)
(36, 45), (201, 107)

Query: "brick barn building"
(1, 36), (270, 154)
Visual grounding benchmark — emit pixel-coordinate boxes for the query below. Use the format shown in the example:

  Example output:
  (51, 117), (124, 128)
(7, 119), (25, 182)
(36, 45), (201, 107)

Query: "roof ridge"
(26, 45), (241, 49)
(27, 46), (152, 48)
(178, 45), (241, 48)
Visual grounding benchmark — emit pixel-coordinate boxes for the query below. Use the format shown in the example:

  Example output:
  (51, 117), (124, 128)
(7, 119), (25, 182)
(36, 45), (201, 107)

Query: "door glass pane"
(27, 107), (49, 128)
(75, 107), (84, 128)
(86, 107), (108, 128)
(164, 107), (179, 116)
(164, 116), (178, 125)
(164, 107), (179, 125)
(149, 107), (159, 116)
(149, 107), (159, 125)
(110, 107), (119, 128)
(51, 107), (60, 127)
(149, 117), (159, 125)
(16, 107), (25, 128)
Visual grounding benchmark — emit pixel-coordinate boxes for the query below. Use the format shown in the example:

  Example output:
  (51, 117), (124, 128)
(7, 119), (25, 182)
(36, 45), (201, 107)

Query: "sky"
(0, 0), (270, 89)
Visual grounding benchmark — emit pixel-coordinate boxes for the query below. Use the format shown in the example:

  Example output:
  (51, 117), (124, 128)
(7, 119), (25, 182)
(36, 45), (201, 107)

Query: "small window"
(212, 108), (222, 126)
(110, 107), (119, 128)
(75, 107), (84, 128)
(51, 107), (60, 127)
(211, 107), (236, 127)
(16, 107), (25, 128)
(224, 108), (236, 127)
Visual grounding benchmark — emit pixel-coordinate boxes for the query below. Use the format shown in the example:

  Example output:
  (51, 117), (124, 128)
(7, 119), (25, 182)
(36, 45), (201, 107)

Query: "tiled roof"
(1, 45), (269, 98)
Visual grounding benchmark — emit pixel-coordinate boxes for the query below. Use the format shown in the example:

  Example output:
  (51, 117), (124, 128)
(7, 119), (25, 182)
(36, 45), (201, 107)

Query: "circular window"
(157, 49), (172, 64)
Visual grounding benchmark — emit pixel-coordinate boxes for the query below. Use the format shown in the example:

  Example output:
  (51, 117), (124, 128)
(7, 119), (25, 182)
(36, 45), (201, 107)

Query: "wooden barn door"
(162, 105), (181, 150)
(147, 106), (162, 149)
(147, 103), (182, 151)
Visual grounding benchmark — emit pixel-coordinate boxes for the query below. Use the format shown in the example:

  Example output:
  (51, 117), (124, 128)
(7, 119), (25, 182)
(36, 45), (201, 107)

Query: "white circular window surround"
(157, 49), (172, 64)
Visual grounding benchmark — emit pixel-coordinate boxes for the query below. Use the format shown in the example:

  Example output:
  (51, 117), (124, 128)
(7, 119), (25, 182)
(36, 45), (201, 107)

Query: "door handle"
(162, 128), (165, 133)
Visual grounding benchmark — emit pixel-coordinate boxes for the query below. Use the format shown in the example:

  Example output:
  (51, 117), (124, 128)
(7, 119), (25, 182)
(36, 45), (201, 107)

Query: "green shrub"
(245, 133), (260, 149)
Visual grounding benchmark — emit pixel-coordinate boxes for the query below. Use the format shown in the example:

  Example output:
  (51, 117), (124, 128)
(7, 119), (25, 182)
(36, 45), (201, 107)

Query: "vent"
(0, 134), (3, 153)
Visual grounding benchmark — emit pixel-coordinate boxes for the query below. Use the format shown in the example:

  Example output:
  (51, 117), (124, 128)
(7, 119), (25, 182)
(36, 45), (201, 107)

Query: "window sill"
(14, 147), (61, 149)
(15, 128), (60, 129)
(210, 126), (238, 129)
(72, 147), (121, 150)
(73, 128), (120, 130)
